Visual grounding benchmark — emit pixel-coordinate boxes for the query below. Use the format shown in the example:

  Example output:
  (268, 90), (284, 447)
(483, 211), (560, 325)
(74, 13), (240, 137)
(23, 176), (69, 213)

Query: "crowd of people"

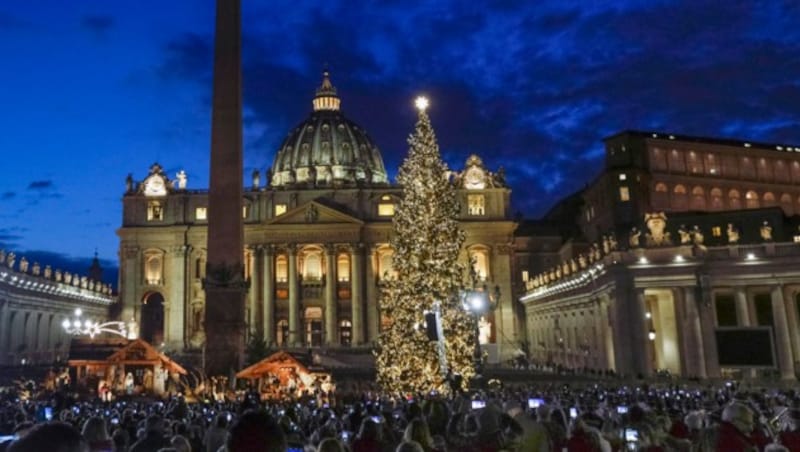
(1, 377), (800, 451)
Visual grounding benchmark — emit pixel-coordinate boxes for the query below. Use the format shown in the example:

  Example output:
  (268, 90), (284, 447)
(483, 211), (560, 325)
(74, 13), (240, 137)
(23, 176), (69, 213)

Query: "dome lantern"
(312, 71), (341, 111)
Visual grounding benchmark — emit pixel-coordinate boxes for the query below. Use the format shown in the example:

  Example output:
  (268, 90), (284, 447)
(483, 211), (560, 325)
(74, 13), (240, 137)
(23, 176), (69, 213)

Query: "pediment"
(266, 200), (364, 226)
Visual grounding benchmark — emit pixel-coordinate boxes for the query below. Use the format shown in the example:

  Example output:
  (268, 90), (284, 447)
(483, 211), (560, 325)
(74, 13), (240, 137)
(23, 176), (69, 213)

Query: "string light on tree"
(375, 96), (475, 394)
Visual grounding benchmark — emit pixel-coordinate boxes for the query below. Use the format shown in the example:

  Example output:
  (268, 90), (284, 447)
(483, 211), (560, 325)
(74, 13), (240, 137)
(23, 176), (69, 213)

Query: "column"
(697, 288), (721, 378)
(262, 245), (275, 346)
(324, 245), (337, 346)
(245, 246), (256, 340)
(0, 302), (7, 364)
(351, 243), (364, 345)
(784, 288), (800, 365)
(771, 285), (795, 380)
(682, 287), (707, 378)
(288, 245), (299, 346)
(121, 246), (140, 323)
(734, 288), (751, 326)
(634, 289), (654, 377)
(593, 299), (608, 371)
(492, 244), (515, 360)
(167, 245), (189, 349)
(365, 246), (379, 343)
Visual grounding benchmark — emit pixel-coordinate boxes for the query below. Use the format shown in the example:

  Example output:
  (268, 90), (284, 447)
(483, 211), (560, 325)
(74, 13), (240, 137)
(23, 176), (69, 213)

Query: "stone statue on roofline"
(6, 252), (15, 269)
(760, 221), (773, 242)
(727, 223), (740, 244)
(19, 257), (28, 273)
(678, 224), (691, 245)
(644, 212), (672, 246)
(629, 227), (641, 248)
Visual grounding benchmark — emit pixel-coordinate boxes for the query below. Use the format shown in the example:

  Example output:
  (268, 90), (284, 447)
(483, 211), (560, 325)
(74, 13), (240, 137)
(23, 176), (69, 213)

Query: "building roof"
(604, 130), (800, 154)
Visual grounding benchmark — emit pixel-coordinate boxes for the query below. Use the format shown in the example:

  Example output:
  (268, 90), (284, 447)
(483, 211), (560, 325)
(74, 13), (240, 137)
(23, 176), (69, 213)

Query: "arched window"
(710, 188), (723, 210)
(690, 186), (706, 210)
(672, 184), (688, 210)
(763, 192), (776, 207)
(745, 190), (760, 209)
(302, 250), (322, 281)
(740, 157), (756, 179)
(775, 160), (790, 183)
(729, 189), (741, 210)
(340, 320), (352, 345)
(668, 150), (685, 172)
(687, 151), (703, 174)
(377, 247), (395, 280)
(469, 248), (490, 281)
(792, 162), (800, 183)
(275, 255), (288, 283)
(705, 153), (720, 175)
(652, 182), (669, 208)
(757, 158), (772, 181)
(650, 147), (667, 170)
(143, 250), (163, 285)
(147, 201), (163, 221)
(337, 254), (350, 282)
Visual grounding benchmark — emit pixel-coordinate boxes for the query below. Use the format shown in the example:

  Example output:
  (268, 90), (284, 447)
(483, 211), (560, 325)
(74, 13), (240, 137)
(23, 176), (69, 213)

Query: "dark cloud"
(158, 32), (212, 83)
(153, 0), (800, 217)
(1, 192), (14, 200)
(27, 180), (53, 190)
(80, 15), (114, 37)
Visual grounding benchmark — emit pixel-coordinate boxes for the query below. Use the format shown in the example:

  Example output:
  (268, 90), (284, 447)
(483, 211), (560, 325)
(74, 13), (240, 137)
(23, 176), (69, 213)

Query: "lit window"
(147, 201), (164, 221)
(794, 235), (800, 243)
(274, 204), (287, 216)
(303, 251), (322, 281)
(468, 194), (486, 215)
(143, 252), (163, 285)
(195, 207), (207, 220)
(337, 254), (350, 282)
(619, 174), (627, 181)
(619, 186), (630, 201)
(275, 255), (288, 283)
(378, 203), (395, 216)
(242, 205), (249, 218)
(712, 226), (722, 237)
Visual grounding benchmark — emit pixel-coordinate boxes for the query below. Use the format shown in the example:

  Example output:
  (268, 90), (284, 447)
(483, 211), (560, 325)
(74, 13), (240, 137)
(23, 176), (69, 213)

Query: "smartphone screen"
(569, 407), (578, 419)
(44, 407), (53, 421)
(472, 400), (486, 409)
(625, 428), (639, 442)
(617, 405), (628, 414)
(528, 398), (544, 409)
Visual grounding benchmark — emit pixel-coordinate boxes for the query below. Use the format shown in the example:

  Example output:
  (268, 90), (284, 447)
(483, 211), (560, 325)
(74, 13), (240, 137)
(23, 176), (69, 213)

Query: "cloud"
(27, 180), (54, 190)
(1, 192), (14, 200)
(80, 15), (114, 37)
(151, 0), (800, 218)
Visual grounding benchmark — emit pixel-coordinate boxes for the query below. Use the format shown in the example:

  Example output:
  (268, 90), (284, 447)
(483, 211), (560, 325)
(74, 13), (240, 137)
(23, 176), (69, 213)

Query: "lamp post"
(62, 308), (135, 339)
(461, 264), (500, 388)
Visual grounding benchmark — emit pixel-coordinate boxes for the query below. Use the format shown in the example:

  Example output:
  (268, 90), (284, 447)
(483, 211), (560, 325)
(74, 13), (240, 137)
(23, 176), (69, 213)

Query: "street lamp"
(461, 264), (500, 388)
(62, 308), (135, 339)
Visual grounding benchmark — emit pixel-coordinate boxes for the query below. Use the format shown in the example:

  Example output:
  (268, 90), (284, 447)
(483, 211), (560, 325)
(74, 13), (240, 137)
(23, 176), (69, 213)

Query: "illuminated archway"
(141, 292), (165, 345)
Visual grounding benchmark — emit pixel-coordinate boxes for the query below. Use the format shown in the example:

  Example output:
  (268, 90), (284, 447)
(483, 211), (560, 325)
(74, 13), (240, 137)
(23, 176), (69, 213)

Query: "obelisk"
(203, 0), (247, 377)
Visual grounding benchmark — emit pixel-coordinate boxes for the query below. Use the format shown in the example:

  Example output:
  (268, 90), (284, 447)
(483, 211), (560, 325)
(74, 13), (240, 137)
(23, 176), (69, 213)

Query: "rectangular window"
(618, 173), (627, 181)
(468, 194), (486, 215)
(147, 201), (163, 221)
(712, 226), (722, 237)
(619, 186), (630, 201)
(754, 293), (774, 326)
(378, 203), (395, 216)
(195, 207), (207, 220)
(715, 294), (737, 327)
(794, 235), (800, 243)
(274, 204), (287, 216)
(242, 205), (249, 219)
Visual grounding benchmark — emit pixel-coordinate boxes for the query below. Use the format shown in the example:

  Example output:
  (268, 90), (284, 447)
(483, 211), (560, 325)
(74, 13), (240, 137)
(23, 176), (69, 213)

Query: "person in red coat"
(715, 403), (758, 452)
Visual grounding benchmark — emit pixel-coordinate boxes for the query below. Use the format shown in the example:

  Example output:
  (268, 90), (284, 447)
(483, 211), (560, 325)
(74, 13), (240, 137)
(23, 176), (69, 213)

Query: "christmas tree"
(375, 97), (476, 394)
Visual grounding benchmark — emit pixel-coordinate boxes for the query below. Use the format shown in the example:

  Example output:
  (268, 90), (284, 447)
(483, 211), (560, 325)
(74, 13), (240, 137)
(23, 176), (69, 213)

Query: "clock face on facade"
(143, 175), (167, 197)
(464, 167), (486, 189)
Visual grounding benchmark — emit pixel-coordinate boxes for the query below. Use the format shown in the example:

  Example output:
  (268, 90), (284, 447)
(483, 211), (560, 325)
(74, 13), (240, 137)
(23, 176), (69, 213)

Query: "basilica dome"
(271, 72), (389, 188)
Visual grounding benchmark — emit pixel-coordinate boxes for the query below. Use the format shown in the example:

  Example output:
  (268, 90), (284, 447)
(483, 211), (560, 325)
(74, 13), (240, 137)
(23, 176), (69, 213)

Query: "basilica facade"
(117, 74), (519, 360)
